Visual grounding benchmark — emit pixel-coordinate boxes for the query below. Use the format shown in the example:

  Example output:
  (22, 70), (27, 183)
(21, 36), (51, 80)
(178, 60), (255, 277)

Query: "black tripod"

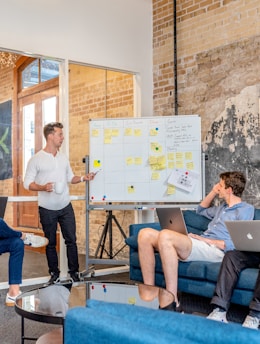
(95, 210), (127, 259)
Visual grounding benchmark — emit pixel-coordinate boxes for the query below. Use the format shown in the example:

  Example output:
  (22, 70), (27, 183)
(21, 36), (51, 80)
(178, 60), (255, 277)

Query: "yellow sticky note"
(93, 160), (101, 168)
(176, 161), (184, 168)
(111, 129), (119, 136)
(134, 157), (142, 165)
(157, 156), (166, 165)
(168, 161), (175, 169)
(128, 185), (135, 193)
(167, 185), (176, 195)
(176, 152), (183, 160)
(124, 128), (133, 136)
(185, 152), (193, 160)
(158, 164), (166, 170)
(128, 297), (136, 305)
(149, 156), (158, 165)
(91, 129), (99, 137)
(126, 157), (134, 165)
(151, 164), (160, 170)
(134, 129), (142, 136)
(186, 162), (194, 170)
(104, 137), (112, 144)
(104, 128), (112, 136)
(168, 152), (174, 160)
(151, 172), (160, 180)
(150, 142), (162, 152)
(150, 128), (158, 136)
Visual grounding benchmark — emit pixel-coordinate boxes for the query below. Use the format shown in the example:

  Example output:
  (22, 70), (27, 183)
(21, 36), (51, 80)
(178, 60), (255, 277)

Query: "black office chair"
(0, 196), (8, 218)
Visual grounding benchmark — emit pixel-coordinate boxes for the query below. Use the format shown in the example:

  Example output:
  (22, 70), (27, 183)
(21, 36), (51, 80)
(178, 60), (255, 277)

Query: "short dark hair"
(43, 122), (63, 140)
(219, 171), (246, 197)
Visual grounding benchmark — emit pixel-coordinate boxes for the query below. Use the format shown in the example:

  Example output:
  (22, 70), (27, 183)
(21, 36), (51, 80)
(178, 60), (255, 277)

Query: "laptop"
(156, 207), (188, 235)
(225, 220), (260, 251)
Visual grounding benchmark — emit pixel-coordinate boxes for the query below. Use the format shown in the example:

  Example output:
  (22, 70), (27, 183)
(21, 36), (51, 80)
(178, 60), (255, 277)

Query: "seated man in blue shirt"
(0, 218), (48, 306)
(207, 250), (260, 329)
(138, 171), (254, 311)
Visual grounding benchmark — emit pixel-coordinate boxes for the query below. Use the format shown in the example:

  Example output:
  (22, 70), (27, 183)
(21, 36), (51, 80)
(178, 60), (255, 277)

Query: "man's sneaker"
(5, 291), (22, 307)
(70, 272), (80, 282)
(23, 234), (49, 248)
(47, 272), (60, 285)
(242, 315), (260, 330)
(207, 308), (228, 323)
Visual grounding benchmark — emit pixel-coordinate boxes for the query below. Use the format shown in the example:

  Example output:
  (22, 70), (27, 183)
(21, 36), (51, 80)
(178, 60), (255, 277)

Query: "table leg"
(20, 315), (38, 343)
(21, 316), (24, 344)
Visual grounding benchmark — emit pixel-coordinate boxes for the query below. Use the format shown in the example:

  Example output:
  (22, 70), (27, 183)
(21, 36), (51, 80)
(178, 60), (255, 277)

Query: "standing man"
(24, 122), (95, 284)
(138, 171), (254, 310)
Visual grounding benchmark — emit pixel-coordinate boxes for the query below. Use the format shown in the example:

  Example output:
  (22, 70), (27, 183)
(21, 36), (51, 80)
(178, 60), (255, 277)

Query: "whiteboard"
(89, 115), (202, 203)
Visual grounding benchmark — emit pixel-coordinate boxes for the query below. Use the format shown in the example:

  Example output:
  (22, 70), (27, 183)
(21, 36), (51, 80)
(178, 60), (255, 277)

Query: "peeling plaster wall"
(203, 85), (260, 206)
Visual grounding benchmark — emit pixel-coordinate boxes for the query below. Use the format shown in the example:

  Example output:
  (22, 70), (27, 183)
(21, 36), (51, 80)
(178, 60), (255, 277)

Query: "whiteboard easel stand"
(81, 156), (129, 280)
(94, 205), (127, 259)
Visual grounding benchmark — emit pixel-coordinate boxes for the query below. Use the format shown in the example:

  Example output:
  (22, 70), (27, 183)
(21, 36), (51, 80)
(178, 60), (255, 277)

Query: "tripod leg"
(112, 215), (127, 239)
(94, 217), (109, 258)
(95, 211), (127, 259)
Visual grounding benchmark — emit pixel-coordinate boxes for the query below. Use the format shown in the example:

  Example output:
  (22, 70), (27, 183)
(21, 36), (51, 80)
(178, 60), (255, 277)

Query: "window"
(22, 58), (59, 89)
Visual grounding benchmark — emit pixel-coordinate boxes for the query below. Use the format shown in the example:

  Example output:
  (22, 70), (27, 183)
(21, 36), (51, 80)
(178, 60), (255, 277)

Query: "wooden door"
(17, 87), (59, 228)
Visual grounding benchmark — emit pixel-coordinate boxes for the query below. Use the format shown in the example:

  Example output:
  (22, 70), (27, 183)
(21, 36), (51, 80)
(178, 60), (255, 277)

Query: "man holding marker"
(24, 122), (96, 284)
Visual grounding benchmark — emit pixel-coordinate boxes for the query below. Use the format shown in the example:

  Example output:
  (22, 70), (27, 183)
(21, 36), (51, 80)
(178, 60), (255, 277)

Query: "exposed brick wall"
(153, 0), (260, 134)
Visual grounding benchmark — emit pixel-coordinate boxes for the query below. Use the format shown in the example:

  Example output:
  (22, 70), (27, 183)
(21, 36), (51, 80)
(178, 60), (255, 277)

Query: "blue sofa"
(125, 209), (260, 307)
(64, 299), (260, 343)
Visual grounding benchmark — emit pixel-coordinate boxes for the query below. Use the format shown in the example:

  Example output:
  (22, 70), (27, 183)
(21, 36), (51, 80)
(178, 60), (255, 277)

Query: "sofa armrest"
(64, 300), (260, 344)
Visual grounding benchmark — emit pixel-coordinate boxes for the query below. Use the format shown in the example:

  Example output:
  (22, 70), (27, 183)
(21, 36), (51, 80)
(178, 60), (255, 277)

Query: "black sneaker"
(70, 272), (80, 282)
(47, 272), (60, 285)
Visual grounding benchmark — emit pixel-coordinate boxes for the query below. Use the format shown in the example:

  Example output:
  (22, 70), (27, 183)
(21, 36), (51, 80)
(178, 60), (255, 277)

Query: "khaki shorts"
(183, 237), (224, 262)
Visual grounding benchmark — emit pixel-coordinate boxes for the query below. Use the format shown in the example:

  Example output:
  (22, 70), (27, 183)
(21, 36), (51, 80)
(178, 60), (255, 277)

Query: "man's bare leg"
(138, 228), (160, 301)
(158, 230), (192, 305)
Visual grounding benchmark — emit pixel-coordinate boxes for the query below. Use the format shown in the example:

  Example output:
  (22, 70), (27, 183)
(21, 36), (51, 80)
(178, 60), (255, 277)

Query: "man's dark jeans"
(211, 250), (260, 312)
(39, 203), (79, 275)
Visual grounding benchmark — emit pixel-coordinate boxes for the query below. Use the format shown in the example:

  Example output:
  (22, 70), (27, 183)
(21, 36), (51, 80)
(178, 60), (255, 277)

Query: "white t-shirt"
(24, 150), (74, 210)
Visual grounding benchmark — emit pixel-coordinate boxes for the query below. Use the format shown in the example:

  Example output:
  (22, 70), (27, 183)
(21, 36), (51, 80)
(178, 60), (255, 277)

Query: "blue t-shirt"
(196, 202), (254, 252)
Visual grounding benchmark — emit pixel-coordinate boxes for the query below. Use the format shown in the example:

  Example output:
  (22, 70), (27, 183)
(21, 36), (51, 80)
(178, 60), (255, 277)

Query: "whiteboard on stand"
(89, 115), (202, 203)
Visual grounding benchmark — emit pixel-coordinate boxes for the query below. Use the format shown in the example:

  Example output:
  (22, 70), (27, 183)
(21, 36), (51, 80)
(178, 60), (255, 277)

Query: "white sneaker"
(5, 291), (22, 307)
(207, 308), (228, 323)
(23, 234), (49, 248)
(242, 315), (260, 330)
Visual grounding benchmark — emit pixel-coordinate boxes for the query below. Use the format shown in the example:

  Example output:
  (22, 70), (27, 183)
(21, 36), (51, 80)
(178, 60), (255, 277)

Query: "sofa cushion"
(178, 261), (212, 280)
(254, 209), (260, 220)
(183, 210), (210, 234)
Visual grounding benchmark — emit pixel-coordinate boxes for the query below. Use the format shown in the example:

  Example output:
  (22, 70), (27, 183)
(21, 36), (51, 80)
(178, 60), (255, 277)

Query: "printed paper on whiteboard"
(168, 168), (200, 193)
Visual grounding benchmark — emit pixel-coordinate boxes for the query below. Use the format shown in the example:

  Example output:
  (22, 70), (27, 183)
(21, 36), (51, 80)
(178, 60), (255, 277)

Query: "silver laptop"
(156, 208), (188, 235)
(225, 220), (260, 251)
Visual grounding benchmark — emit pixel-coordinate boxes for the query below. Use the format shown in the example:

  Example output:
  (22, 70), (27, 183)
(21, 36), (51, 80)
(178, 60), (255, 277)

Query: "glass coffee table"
(15, 283), (86, 344)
